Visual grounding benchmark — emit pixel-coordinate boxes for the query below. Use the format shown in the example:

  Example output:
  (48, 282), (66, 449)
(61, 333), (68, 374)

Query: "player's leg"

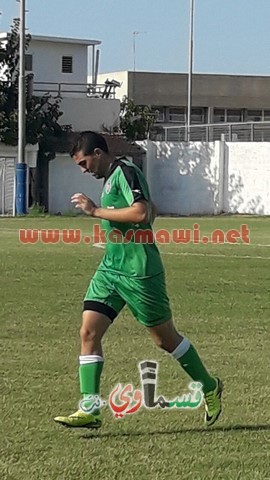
(80, 310), (111, 356)
(147, 318), (218, 395)
(117, 273), (223, 426)
(53, 309), (115, 429)
(78, 309), (113, 413)
(54, 270), (125, 429)
(146, 318), (223, 426)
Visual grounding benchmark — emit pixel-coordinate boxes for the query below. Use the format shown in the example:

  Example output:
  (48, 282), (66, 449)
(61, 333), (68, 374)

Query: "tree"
(0, 19), (70, 208)
(120, 97), (155, 141)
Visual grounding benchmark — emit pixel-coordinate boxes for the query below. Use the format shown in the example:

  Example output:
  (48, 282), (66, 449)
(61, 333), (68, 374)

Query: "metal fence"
(0, 158), (16, 216)
(156, 121), (270, 142)
(33, 81), (118, 99)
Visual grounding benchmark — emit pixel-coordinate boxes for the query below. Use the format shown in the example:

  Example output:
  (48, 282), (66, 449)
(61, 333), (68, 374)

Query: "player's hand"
(71, 193), (97, 216)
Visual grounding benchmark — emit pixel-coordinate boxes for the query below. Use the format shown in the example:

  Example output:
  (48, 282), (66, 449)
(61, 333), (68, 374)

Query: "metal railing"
(153, 121), (270, 142)
(0, 157), (16, 216)
(32, 81), (118, 99)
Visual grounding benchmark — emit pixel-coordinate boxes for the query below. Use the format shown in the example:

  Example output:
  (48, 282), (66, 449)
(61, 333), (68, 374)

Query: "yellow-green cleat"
(204, 378), (223, 427)
(54, 410), (102, 429)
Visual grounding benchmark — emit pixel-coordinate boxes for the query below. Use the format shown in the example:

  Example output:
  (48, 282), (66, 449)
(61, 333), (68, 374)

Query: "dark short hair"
(70, 131), (109, 157)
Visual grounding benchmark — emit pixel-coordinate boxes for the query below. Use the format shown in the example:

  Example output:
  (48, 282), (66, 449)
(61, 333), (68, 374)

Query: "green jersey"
(98, 157), (164, 278)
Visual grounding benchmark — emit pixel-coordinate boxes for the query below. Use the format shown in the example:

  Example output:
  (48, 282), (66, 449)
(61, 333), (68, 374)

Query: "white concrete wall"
(139, 141), (223, 215)
(29, 40), (88, 85)
(59, 97), (120, 131)
(138, 140), (270, 215)
(97, 71), (128, 101)
(224, 143), (270, 215)
(49, 154), (134, 214)
(49, 141), (270, 216)
(49, 154), (103, 214)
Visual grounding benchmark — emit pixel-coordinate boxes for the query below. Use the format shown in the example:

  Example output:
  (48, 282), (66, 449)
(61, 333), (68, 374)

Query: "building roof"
(0, 33), (101, 46)
(44, 131), (145, 170)
(46, 132), (146, 160)
(47, 132), (145, 156)
(102, 133), (146, 157)
(98, 69), (270, 79)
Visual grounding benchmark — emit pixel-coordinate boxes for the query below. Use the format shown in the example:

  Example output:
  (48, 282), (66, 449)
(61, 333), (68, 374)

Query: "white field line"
(161, 251), (270, 260)
(93, 243), (106, 249)
(90, 241), (270, 248)
(91, 243), (270, 260)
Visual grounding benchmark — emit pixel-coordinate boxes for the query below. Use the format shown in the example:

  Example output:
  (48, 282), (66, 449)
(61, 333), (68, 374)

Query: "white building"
(0, 33), (121, 214)
(0, 33), (121, 132)
(23, 35), (100, 87)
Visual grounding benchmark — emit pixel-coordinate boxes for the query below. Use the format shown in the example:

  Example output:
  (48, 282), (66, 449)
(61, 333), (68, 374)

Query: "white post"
(187, 0), (194, 142)
(16, 0), (28, 214)
(92, 44), (96, 84)
(133, 31), (138, 72)
(18, 0), (26, 164)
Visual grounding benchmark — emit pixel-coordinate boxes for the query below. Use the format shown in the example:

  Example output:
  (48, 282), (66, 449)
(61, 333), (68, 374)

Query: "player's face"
(73, 149), (105, 179)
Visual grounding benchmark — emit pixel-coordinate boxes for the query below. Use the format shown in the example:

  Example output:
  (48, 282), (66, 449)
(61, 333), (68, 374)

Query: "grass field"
(1, 215), (270, 480)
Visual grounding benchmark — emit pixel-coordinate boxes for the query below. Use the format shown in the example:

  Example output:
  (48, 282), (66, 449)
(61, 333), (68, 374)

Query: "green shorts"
(83, 269), (172, 327)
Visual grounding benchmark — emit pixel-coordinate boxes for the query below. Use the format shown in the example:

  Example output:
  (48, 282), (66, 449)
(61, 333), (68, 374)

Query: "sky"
(1, 0), (270, 75)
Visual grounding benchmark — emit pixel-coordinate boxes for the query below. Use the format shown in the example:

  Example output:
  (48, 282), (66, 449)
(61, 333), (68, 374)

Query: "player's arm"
(71, 165), (152, 224)
(150, 201), (157, 223)
(93, 200), (149, 224)
(71, 193), (149, 224)
(94, 199), (156, 224)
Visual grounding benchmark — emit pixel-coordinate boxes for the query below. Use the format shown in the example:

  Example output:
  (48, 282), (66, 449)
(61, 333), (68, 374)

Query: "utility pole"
(16, 0), (27, 214)
(133, 31), (140, 72)
(187, 0), (194, 142)
(132, 31), (146, 101)
(133, 30), (147, 71)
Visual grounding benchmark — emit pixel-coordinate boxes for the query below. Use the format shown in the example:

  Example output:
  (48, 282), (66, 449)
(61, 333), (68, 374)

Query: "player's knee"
(80, 326), (98, 344)
(153, 335), (168, 351)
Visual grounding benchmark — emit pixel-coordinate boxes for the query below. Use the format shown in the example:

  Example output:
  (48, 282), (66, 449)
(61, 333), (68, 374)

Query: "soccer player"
(54, 131), (223, 429)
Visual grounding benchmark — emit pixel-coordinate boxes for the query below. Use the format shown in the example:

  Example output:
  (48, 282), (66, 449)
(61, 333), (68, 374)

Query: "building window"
(247, 110), (262, 122)
(62, 56), (73, 73)
(25, 54), (33, 71)
(152, 107), (165, 122)
(213, 108), (225, 123)
(168, 107), (186, 123)
(263, 110), (270, 121)
(213, 108), (242, 123)
(227, 109), (242, 123)
(191, 107), (206, 124)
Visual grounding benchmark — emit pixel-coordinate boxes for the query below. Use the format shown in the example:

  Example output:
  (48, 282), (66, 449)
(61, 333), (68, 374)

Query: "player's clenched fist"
(71, 193), (97, 216)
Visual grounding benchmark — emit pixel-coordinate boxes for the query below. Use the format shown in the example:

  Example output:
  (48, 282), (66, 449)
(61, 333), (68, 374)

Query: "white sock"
(171, 338), (190, 360)
(79, 355), (104, 365)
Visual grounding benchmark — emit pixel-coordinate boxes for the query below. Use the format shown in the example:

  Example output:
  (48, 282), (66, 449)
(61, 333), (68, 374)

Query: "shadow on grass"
(80, 424), (270, 440)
